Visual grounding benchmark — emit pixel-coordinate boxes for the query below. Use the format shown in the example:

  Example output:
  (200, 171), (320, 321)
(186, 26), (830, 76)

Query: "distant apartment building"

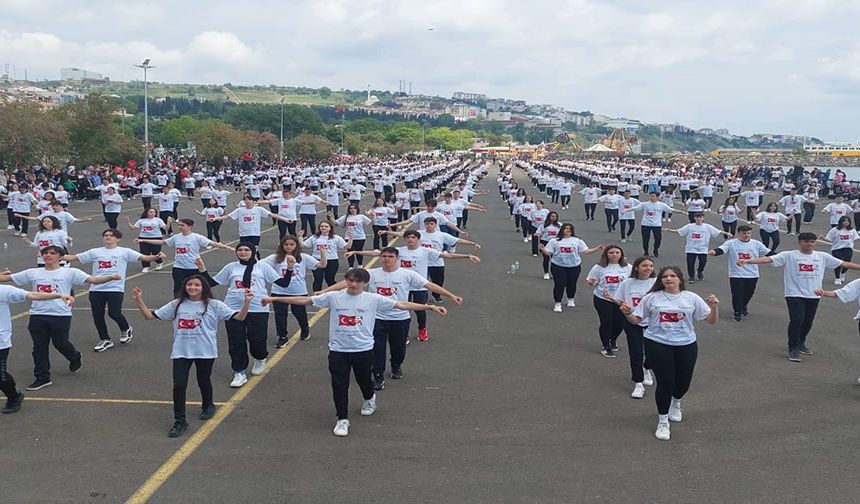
(449, 103), (486, 121)
(604, 118), (642, 131)
(61, 67), (107, 82)
(452, 91), (486, 101)
(487, 111), (512, 121)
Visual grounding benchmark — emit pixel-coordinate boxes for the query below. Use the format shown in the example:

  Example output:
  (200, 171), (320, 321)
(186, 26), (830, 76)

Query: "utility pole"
(133, 59), (155, 170)
(279, 96), (286, 161)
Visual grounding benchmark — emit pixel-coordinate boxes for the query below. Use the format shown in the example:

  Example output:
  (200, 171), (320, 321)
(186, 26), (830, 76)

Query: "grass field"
(96, 81), (350, 106)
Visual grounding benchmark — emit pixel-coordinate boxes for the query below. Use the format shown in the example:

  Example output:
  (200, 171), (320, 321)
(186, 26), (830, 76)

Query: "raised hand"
(131, 287), (143, 299)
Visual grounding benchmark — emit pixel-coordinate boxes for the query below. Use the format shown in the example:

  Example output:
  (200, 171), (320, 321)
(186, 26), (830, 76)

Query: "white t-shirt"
(298, 194), (323, 214)
(633, 290), (711, 346)
(825, 227), (859, 251)
(212, 261), (281, 312)
(396, 246), (440, 288)
(544, 237), (588, 267)
(102, 194), (122, 213)
(30, 229), (68, 265)
(637, 201), (673, 227)
(419, 230), (459, 267)
(11, 267), (89, 316)
(262, 253), (319, 296)
(165, 233), (211, 270)
(369, 206), (395, 226)
(228, 206), (270, 237)
(311, 291), (397, 352)
(717, 239), (771, 278)
(770, 250), (843, 298)
(613, 278), (656, 309)
(75, 246), (142, 292)
(274, 197), (298, 220)
(154, 299), (236, 359)
(587, 263), (633, 299)
(366, 268), (428, 321)
(336, 214), (371, 240)
(303, 235), (347, 260)
(677, 223), (722, 253)
(835, 279), (860, 319)
(0, 285), (29, 349)
(133, 218), (167, 238)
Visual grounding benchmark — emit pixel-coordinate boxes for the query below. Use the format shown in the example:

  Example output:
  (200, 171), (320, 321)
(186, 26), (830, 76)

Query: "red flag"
(335, 104), (346, 114)
(177, 318), (198, 329)
(338, 314), (361, 326)
(376, 287), (395, 296)
(659, 312), (683, 323)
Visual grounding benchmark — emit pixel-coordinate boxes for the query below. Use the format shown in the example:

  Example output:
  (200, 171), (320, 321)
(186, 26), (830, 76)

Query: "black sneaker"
(168, 420), (188, 438)
(698, 274), (704, 281)
(26, 378), (52, 391)
(69, 356), (82, 374)
(275, 336), (290, 348)
(2, 392), (23, 414)
(600, 348), (616, 358)
(299, 327), (310, 341)
(732, 312), (742, 322)
(799, 345), (814, 355)
(653, 251), (659, 258)
(741, 310), (750, 317)
(610, 340), (619, 352)
(688, 278), (695, 284)
(373, 373), (385, 391)
(199, 404), (217, 420)
(390, 367), (403, 380)
(788, 350), (802, 362)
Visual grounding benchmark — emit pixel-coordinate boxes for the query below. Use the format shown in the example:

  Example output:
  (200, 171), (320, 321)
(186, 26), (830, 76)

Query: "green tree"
(319, 86), (332, 98)
(157, 116), (202, 147)
(0, 102), (70, 167)
(192, 119), (246, 165)
(224, 103), (324, 138)
(284, 133), (335, 160)
(60, 94), (143, 166)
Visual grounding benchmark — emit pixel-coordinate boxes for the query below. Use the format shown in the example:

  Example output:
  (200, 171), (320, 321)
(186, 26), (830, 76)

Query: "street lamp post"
(279, 97), (285, 162)
(133, 59), (155, 170)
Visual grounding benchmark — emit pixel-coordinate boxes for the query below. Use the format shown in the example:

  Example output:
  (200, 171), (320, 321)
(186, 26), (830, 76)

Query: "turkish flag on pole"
(335, 104), (346, 114)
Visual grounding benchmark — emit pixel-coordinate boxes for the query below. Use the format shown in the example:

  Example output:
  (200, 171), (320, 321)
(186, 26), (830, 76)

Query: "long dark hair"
(629, 256), (656, 278)
(173, 274), (214, 318)
(647, 266), (686, 293)
(556, 223), (575, 240)
(837, 215), (853, 230)
(275, 235), (303, 263)
(38, 216), (61, 232)
(545, 211), (560, 226)
(315, 219), (335, 238)
(598, 245), (627, 267)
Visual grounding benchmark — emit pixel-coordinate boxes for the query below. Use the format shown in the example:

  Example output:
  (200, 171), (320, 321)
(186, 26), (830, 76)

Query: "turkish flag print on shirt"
(338, 314), (361, 326)
(605, 276), (622, 284)
(177, 318), (198, 329)
(376, 286), (395, 296)
(658, 312), (684, 323)
(36, 284), (55, 293)
(98, 261), (115, 269)
(798, 263), (815, 272)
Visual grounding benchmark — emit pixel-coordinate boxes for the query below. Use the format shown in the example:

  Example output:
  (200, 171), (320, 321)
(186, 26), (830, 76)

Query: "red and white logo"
(177, 318), (199, 329)
(767, 218), (776, 223)
(376, 286), (395, 296)
(243, 216), (254, 222)
(605, 276), (621, 284)
(691, 233), (702, 239)
(645, 211), (655, 217)
(98, 260), (116, 269)
(234, 279), (253, 288)
(421, 243), (434, 249)
(337, 314), (362, 327)
(840, 235), (850, 241)
(400, 260), (414, 268)
(143, 225), (154, 232)
(560, 246), (573, 253)
(38, 240), (50, 247)
(659, 312), (684, 323)
(316, 244), (327, 251)
(547, 230), (557, 237)
(632, 296), (642, 307)
(36, 284), (55, 293)
(175, 247), (188, 254)
(798, 263), (815, 272)
(738, 252), (751, 260)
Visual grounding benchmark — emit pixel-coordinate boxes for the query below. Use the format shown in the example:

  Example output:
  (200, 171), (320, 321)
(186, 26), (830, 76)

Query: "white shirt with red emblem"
(212, 261), (282, 312)
(587, 263), (633, 299)
(544, 237), (588, 267)
(613, 278), (656, 310)
(311, 291), (397, 352)
(717, 238), (772, 278)
(228, 206), (271, 237)
(676, 223), (723, 254)
(633, 290), (711, 346)
(29, 229), (68, 265)
(770, 250), (843, 298)
(366, 267), (428, 321)
(11, 267), (89, 316)
(154, 299), (236, 359)
(165, 233), (211, 269)
(132, 217), (167, 238)
(395, 246), (441, 290)
(262, 253), (319, 296)
(75, 246), (142, 292)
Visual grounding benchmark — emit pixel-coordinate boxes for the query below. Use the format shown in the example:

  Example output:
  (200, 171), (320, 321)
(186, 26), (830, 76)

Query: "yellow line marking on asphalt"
(124, 251), (385, 504)
(27, 397), (228, 406)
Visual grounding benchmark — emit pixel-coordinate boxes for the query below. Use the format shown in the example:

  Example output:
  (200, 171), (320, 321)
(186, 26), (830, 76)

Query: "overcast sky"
(3, 0), (859, 140)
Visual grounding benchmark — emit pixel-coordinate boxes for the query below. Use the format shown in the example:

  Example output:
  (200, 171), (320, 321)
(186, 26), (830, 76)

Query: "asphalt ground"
(1, 168), (859, 504)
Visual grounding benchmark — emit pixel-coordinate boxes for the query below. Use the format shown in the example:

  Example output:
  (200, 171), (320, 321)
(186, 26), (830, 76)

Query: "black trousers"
(326, 205), (339, 220)
(685, 253), (707, 278)
(89, 291), (130, 341)
(623, 321), (648, 383)
(785, 297), (819, 351)
(139, 242), (163, 268)
(347, 239), (366, 267)
(0, 347), (18, 399)
(277, 220), (297, 241)
(105, 212), (119, 230)
(722, 220), (737, 235)
(604, 208), (619, 231)
(729, 277), (758, 314)
(271, 294), (309, 338)
(550, 264), (581, 302)
(206, 221), (222, 242)
(312, 258), (339, 292)
(142, 196), (152, 210)
(225, 312), (270, 372)
(14, 211), (29, 234)
(408, 290), (428, 330)
(328, 350), (375, 420)
(641, 226), (662, 254)
(160, 210), (174, 233)
(593, 297), (624, 349)
(620, 219), (635, 239)
(372, 225), (389, 250)
(461, 209), (470, 228)
(540, 240), (550, 273)
(300, 214), (316, 235)
(372, 318), (410, 375)
(172, 267), (200, 295)
(786, 214), (802, 234)
(561, 195), (571, 207)
(29, 315), (78, 381)
(427, 266), (444, 301)
(832, 247), (852, 278)
(585, 203), (596, 220)
(760, 229), (780, 252)
(172, 358), (214, 422)
(803, 202), (815, 223)
(644, 339), (697, 415)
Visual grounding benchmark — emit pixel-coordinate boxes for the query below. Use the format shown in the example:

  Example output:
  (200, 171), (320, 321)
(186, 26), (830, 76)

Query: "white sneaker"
(93, 339), (114, 352)
(333, 419), (350, 437)
(141, 267), (150, 273)
(14, 231), (21, 236)
(655, 422), (671, 440)
(156, 263), (164, 270)
(621, 238), (627, 243)
(643, 369), (654, 386)
(5, 225), (12, 230)
(251, 358), (267, 376)
(668, 400), (683, 422)
(553, 303), (562, 312)
(566, 299), (576, 308)
(206, 245), (213, 249)
(360, 394), (377, 416)
(543, 273), (551, 280)
(523, 237), (529, 243)
(631, 383), (645, 399)
(119, 326), (134, 344)
(835, 278), (843, 286)
(230, 371), (248, 388)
